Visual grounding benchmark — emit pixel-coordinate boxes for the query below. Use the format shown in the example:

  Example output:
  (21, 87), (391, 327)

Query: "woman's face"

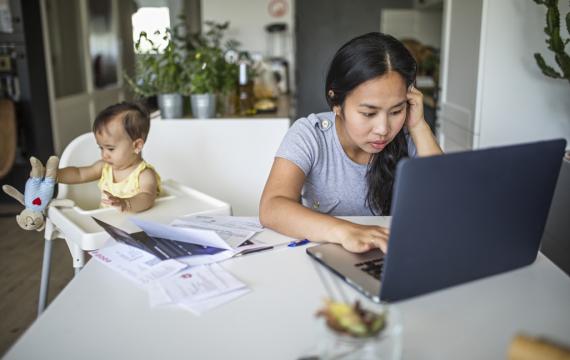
(335, 71), (408, 161)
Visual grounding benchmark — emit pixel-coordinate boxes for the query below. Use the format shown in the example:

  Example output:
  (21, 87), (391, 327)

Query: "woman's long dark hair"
(325, 32), (417, 215)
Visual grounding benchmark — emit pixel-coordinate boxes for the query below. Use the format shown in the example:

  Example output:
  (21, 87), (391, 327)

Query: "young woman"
(259, 32), (442, 253)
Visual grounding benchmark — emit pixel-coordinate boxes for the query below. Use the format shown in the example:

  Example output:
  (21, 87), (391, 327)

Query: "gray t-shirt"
(275, 111), (416, 216)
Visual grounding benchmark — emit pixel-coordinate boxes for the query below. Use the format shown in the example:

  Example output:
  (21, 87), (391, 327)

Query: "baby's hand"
(102, 191), (128, 212)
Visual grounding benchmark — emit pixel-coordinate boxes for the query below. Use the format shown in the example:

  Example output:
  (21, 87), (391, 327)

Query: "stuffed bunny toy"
(2, 156), (73, 231)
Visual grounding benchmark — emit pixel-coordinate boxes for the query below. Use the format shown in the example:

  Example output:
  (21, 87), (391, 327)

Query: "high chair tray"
(47, 180), (232, 251)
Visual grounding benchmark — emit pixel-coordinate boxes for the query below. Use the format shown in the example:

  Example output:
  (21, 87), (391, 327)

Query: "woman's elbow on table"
(258, 195), (276, 229)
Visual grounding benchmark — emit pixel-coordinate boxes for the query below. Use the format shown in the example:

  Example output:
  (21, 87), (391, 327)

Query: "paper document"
(154, 263), (247, 303)
(179, 288), (251, 315)
(131, 217), (232, 250)
(170, 219), (256, 248)
(91, 241), (250, 315)
(147, 264), (250, 315)
(93, 217), (227, 261)
(90, 243), (187, 287)
(176, 215), (264, 232)
(171, 215), (265, 248)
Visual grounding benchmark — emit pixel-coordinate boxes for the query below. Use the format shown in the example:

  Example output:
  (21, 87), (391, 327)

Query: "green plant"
(533, 0), (570, 84)
(184, 21), (242, 95)
(124, 27), (186, 97)
(186, 48), (223, 94)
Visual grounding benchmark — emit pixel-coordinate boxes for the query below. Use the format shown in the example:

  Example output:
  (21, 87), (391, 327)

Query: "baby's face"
(95, 117), (140, 170)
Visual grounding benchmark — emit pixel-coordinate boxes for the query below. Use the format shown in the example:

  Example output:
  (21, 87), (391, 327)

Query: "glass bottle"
(238, 62), (255, 116)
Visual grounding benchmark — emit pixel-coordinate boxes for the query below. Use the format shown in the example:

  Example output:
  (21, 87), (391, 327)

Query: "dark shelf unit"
(1, 0), (54, 202)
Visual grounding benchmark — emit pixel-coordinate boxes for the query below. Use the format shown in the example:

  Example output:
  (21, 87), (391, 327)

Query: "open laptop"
(307, 139), (566, 302)
(540, 153), (570, 275)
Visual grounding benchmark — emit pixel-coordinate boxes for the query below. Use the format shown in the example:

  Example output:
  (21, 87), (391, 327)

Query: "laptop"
(307, 139), (566, 302)
(540, 153), (570, 275)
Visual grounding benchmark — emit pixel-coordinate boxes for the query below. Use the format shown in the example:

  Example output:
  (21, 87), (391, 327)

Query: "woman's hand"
(405, 85), (425, 132)
(334, 222), (390, 253)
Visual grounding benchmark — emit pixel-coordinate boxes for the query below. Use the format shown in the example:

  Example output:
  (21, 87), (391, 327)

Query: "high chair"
(39, 133), (231, 315)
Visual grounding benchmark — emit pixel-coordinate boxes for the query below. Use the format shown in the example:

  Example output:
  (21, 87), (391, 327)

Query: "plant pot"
(158, 93), (183, 119)
(219, 91), (238, 117)
(191, 93), (216, 119)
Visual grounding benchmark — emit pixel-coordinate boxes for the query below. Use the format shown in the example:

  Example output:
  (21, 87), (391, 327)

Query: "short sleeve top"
(275, 111), (416, 216)
(98, 160), (162, 208)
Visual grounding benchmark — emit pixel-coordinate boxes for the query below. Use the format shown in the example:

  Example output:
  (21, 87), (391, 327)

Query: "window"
(131, 7), (171, 54)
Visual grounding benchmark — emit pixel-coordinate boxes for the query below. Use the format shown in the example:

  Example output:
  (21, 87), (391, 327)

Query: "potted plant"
(125, 28), (186, 119)
(184, 21), (242, 118)
(532, 0), (570, 85)
(186, 48), (221, 118)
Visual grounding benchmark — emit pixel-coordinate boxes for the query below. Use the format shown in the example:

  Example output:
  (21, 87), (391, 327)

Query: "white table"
(6, 217), (570, 359)
(38, 180), (231, 315)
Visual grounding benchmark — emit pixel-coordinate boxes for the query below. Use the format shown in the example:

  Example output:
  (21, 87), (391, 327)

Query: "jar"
(312, 305), (403, 360)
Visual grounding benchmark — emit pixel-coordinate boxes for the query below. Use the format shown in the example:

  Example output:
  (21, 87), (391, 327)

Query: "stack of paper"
(148, 263), (250, 315)
(170, 215), (263, 247)
(130, 216), (278, 262)
(89, 215), (290, 315)
(90, 242), (248, 315)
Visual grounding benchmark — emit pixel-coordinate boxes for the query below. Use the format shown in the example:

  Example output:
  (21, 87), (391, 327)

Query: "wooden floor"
(0, 203), (74, 356)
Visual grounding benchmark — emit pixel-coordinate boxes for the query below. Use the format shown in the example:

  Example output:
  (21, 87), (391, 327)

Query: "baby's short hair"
(93, 102), (150, 141)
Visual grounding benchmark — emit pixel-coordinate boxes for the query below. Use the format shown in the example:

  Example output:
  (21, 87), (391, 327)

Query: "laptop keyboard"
(355, 258), (384, 279)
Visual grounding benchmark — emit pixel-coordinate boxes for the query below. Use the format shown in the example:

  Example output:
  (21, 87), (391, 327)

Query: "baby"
(57, 102), (161, 212)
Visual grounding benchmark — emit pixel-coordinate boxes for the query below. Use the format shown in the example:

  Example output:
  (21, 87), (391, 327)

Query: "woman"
(259, 32), (442, 253)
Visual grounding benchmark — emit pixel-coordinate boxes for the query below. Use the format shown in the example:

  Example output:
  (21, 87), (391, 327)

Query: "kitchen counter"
(151, 95), (294, 121)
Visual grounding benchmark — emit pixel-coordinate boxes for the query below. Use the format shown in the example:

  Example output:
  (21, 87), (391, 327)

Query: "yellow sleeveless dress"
(98, 161), (162, 208)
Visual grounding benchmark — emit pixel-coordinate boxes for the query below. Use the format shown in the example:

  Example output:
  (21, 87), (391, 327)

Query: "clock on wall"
(268, 0), (288, 18)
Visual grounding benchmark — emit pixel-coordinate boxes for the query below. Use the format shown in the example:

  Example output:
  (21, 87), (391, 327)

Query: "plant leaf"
(550, 31), (564, 52)
(554, 52), (570, 78)
(546, 5), (560, 34)
(534, 53), (562, 78)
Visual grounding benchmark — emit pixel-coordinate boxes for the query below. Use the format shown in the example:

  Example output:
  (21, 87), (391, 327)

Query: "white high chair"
(39, 133), (231, 315)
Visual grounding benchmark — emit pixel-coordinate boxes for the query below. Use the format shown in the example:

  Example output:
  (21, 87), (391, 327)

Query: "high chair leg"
(37, 238), (53, 316)
(38, 218), (60, 316)
(64, 238), (85, 274)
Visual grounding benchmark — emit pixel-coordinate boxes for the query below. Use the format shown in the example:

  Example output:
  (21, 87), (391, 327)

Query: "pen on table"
(233, 245), (274, 257)
(288, 239), (311, 247)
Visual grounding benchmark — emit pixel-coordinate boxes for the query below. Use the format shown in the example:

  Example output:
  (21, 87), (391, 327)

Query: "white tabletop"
(5, 217), (570, 359)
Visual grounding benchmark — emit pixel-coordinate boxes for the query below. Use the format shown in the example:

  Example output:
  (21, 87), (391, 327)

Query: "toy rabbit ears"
(2, 184), (24, 205)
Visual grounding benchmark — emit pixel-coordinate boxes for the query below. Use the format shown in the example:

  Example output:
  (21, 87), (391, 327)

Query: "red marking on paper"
(94, 252), (111, 263)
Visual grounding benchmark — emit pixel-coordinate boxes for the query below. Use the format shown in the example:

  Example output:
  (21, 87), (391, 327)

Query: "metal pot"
(158, 93), (183, 119)
(191, 94), (216, 119)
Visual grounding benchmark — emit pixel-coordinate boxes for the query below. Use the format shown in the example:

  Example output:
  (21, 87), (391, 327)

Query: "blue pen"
(288, 239), (311, 247)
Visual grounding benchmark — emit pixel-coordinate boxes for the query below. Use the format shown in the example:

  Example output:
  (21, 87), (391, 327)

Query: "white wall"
(476, 0), (570, 148)
(201, 0), (295, 90)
